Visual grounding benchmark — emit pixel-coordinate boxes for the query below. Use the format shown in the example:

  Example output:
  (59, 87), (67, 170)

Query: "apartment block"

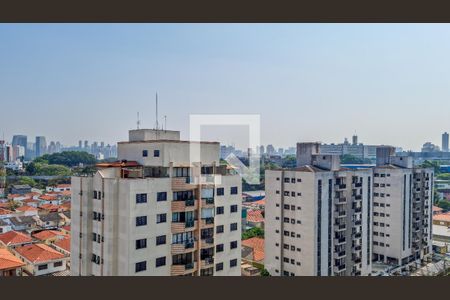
(372, 147), (433, 267)
(71, 129), (242, 276)
(265, 143), (373, 276)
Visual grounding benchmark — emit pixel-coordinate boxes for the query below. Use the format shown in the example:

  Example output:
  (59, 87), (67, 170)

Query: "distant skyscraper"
(78, 140), (83, 149)
(35, 136), (47, 157)
(12, 135), (27, 149)
(442, 132), (449, 152)
(259, 145), (265, 155)
(352, 134), (358, 145)
(84, 140), (89, 150)
(266, 144), (275, 155)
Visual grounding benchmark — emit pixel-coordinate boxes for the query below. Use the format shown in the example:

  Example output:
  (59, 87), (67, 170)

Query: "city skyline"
(3, 24), (450, 150)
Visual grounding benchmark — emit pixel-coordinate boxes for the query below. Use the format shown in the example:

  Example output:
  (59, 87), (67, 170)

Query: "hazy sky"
(1, 24), (450, 151)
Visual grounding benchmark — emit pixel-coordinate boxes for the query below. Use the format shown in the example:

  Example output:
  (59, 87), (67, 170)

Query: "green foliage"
(72, 165), (98, 176)
(282, 155), (296, 168)
(436, 199), (450, 211)
(340, 154), (372, 164)
(242, 227), (264, 240)
(17, 176), (37, 187)
(419, 160), (441, 175)
(437, 173), (450, 180)
(37, 151), (97, 167)
(26, 162), (71, 176)
(260, 269), (270, 276)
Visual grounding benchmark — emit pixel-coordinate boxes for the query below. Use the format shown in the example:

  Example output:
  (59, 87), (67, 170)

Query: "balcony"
(201, 237), (214, 248)
(200, 218), (214, 228)
(334, 237), (346, 245)
(335, 211), (346, 218)
(353, 182), (362, 188)
(171, 220), (198, 234)
(170, 262), (197, 276)
(335, 184), (347, 190)
(171, 240), (197, 255)
(334, 264), (346, 273)
(171, 199), (197, 212)
(172, 177), (197, 191)
(353, 195), (362, 201)
(201, 198), (215, 208)
(354, 220), (362, 226)
(336, 197), (347, 204)
(354, 207), (362, 213)
(334, 251), (346, 259)
(200, 257), (214, 268)
(335, 224), (346, 231)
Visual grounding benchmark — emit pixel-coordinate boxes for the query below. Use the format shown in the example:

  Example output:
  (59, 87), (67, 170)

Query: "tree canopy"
(26, 162), (72, 176)
(340, 154), (372, 164)
(242, 227), (264, 240)
(35, 151), (97, 167)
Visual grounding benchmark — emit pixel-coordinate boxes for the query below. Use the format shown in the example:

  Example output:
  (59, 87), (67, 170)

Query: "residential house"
(32, 230), (68, 245)
(241, 262), (261, 276)
(0, 219), (11, 234)
(13, 243), (68, 276)
(0, 248), (25, 276)
(10, 185), (32, 195)
(433, 206), (444, 215)
(0, 230), (33, 248)
(53, 236), (70, 256)
(0, 208), (14, 219)
(242, 237), (265, 264)
(246, 209), (264, 229)
(15, 205), (38, 216)
(433, 212), (450, 227)
(9, 216), (38, 232)
(37, 212), (63, 229)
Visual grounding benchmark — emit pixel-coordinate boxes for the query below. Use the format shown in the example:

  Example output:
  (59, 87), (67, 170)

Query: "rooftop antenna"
(137, 112), (141, 129)
(164, 115), (167, 132)
(155, 92), (159, 130)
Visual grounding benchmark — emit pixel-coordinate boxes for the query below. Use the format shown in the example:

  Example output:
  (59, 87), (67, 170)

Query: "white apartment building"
(71, 129), (242, 276)
(265, 143), (373, 276)
(372, 147), (433, 268)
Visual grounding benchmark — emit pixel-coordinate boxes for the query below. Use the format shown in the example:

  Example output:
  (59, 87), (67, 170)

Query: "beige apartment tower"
(264, 143), (373, 276)
(71, 129), (242, 276)
(372, 147), (433, 268)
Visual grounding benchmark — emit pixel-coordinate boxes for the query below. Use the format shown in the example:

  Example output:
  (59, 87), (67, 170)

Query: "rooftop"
(32, 230), (67, 241)
(433, 212), (450, 223)
(246, 210), (264, 223)
(0, 230), (33, 246)
(0, 248), (25, 271)
(242, 237), (265, 262)
(15, 243), (65, 263)
(54, 236), (70, 253)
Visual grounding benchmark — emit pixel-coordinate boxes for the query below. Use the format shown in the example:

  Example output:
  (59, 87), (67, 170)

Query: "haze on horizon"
(1, 24), (450, 151)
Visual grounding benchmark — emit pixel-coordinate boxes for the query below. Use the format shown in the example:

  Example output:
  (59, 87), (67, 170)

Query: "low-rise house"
(37, 212), (64, 229)
(46, 184), (71, 193)
(53, 236), (70, 256)
(15, 205), (38, 216)
(0, 208), (14, 219)
(61, 225), (70, 235)
(9, 216), (38, 232)
(10, 185), (32, 195)
(0, 230), (33, 248)
(433, 212), (450, 227)
(32, 230), (68, 245)
(39, 203), (60, 213)
(13, 243), (68, 276)
(241, 237), (265, 264)
(0, 248), (25, 276)
(241, 262), (261, 276)
(22, 198), (40, 208)
(433, 206), (444, 215)
(38, 195), (60, 206)
(0, 219), (12, 234)
(246, 209), (264, 229)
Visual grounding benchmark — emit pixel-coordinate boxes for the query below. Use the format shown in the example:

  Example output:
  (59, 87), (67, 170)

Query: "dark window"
(230, 259), (238, 267)
(216, 262), (224, 271)
(216, 225), (224, 233)
(53, 261), (63, 267)
(154, 150), (160, 157)
(155, 257), (166, 267)
(216, 188), (224, 196)
(93, 191), (98, 199)
(136, 216), (147, 226)
(230, 187), (238, 195)
(230, 223), (238, 231)
(216, 206), (224, 215)
(38, 264), (48, 271)
(230, 241), (238, 249)
(156, 235), (166, 245)
(136, 193), (147, 204)
(157, 192), (167, 202)
(230, 205), (238, 213)
(216, 244), (224, 252)
(142, 150), (148, 157)
(136, 239), (147, 249)
(284, 178), (290, 183)
(135, 261), (147, 273)
(157, 213), (167, 224)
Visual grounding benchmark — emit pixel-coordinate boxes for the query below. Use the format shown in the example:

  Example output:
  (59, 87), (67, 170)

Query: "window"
(135, 261), (147, 273)
(156, 235), (166, 245)
(216, 244), (224, 252)
(283, 244), (289, 250)
(291, 205), (295, 210)
(230, 259), (238, 267)
(283, 231), (289, 236)
(142, 150), (148, 157)
(136, 216), (147, 226)
(155, 257), (166, 267)
(297, 192), (302, 196)
(230, 205), (238, 213)
(230, 223), (238, 231)
(156, 192), (167, 202)
(136, 193), (147, 204)
(38, 264), (48, 271)
(216, 262), (224, 271)
(284, 191), (290, 196)
(216, 188), (224, 196)
(284, 204), (290, 210)
(276, 177), (280, 181)
(227, 241), (238, 251)
(136, 239), (147, 249)
(230, 187), (238, 195)
(154, 150), (160, 157)
(297, 178), (302, 183)
(291, 178), (296, 183)
(291, 192), (295, 197)
(284, 178), (290, 183)
(157, 213), (167, 224)
(216, 225), (224, 233)
(283, 257), (289, 263)
(290, 219), (295, 224)
(276, 190), (280, 194)
(93, 191), (98, 199)
(53, 261), (63, 267)
(216, 206), (224, 215)
(283, 217), (289, 223)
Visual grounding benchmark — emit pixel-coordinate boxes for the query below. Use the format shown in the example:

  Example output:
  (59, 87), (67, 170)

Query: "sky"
(1, 24), (450, 151)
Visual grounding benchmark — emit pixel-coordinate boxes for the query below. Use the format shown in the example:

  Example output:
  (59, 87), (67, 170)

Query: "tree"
(36, 151), (97, 167)
(282, 155), (296, 168)
(436, 200), (450, 211)
(340, 154), (372, 164)
(260, 269), (270, 276)
(25, 162), (71, 176)
(437, 173), (450, 180)
(419, 160), (441, 175)
(17, 176), (37, 187)
(242, 227), (264, 240)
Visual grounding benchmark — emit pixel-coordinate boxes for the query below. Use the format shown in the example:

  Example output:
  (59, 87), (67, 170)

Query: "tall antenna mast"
(164, 115), (167, 132)
(137, 112), (140, 129)
(155, 92), (159, 130)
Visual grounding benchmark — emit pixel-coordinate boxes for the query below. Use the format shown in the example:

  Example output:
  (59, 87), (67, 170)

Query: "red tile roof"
(247, 210), (264, 223)
(16, 206), (38, 212)
(242, 237), (265, 262)
(39, 195), (58, 201)
(252, 199), (265, 206)
(56, 184), (71, 189)
(39, 204), (60, 211)
(433, 206), (444, 213)
(0, 248), (25, 271)
(0, 208), (13, 215)
(15, 243), (65, 263)
(54, 236), (70, 253)
(32, 230), (67, 241)
(62, 225), (71, 232)
(0, 231), (33, 246)
(434, 212), (450, 222)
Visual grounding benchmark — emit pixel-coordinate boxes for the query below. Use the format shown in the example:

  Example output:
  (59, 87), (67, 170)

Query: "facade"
(71, 129), (242, 276)
(372, 147), (433, 267)
(14, 243), (68, 276)
(0, 248), (25, 276)
(35, 136), (47, 158)
(320, 137), (378, 161)
(264, 143), (373, 276)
